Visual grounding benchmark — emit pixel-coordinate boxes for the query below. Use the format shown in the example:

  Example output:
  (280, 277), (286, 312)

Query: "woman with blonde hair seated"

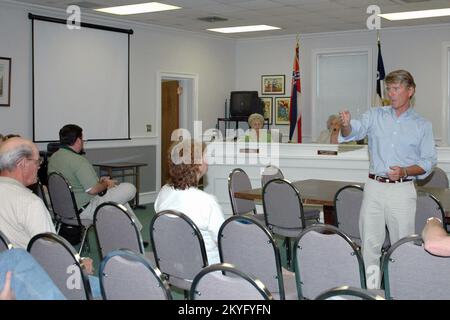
(239, 113), (273, 143)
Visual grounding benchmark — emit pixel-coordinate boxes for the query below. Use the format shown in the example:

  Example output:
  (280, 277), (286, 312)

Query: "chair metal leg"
(285, 237), (292, 269)
(55, 221), (61, 234)
(79, 225), (91, 255)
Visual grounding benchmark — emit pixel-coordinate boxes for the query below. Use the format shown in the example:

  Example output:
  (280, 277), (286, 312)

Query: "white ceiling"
(11, 0), (450, 38)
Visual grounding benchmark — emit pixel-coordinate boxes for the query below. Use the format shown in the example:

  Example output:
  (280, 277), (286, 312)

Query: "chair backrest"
(100, 249), (172, 300)
(294, 224), (366, 300)
(29, 180), (51, 212)
(27, 232), (92, 300)
(261, 165), (284, 188)
(218, 215), (285, 299)
(262, 178), (306, 231)
(94, 202), (144, 259)
(382, 235), (450, 300)
(190, 263), (273, 300)
(315, 286), (385, 300)
(47, 172), (81, 225)
(228, 168), (256, 216)
(0, 230), (12, 252)
(333, 185), (364, 242)
(150, 210), (208, 289)
(415, 192), (446, 234)
(47, 142), (61, 155)
(416, 167), (449, 188)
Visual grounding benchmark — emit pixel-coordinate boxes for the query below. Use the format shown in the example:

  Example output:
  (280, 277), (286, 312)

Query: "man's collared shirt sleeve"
(415, 120), (437, 179)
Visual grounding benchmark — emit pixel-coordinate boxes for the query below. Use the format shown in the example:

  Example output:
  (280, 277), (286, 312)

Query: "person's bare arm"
(80, 257), (94, 275)
(339, 111), (352, 137)
(0, 272), (15, 300)
(87, 177), (117, 195)
(422, 217), (450, 256)
(388, 165), (425, 181)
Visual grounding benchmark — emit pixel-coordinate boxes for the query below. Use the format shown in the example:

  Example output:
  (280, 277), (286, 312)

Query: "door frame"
(442, 42), (450, 146)
(156, 71), (199, 190)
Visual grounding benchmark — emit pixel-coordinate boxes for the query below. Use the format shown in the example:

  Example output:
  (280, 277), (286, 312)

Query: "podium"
(217, 116), (270, 138)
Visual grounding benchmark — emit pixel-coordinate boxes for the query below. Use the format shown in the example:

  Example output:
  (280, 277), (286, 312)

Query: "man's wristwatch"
(427, 217), (442, 224)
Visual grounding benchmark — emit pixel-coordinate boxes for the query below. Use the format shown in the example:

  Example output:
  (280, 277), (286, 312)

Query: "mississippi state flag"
(289, 42), (301, 142)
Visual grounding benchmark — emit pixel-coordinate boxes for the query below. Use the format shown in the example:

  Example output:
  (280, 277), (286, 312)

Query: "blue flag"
(376, 40), (385, 100)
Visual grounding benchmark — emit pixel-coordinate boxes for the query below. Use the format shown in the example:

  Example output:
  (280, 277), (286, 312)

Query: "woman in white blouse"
(154, 139), (225, 264)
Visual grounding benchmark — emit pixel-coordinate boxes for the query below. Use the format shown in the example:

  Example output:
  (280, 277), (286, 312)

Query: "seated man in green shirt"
(48, 124), (142, 230)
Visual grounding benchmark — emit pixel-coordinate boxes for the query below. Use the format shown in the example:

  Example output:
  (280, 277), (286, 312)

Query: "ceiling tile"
(12, 0), (450, 38)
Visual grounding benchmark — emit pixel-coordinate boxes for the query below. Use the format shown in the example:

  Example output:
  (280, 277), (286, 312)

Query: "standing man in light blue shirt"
(339, 70), (437, 288)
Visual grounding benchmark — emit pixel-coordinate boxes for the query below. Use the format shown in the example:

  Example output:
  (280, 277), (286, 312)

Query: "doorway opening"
(158, 73), (198, 187)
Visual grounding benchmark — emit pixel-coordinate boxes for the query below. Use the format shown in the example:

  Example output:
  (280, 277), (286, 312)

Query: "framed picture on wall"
(274, 97), (290, 125)
(261, 75), (285, 95)
(0, 57), (11, 106)
(261, 97), (272, 124)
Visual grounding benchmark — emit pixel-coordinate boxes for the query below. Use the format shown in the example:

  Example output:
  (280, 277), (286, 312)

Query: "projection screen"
(30, 14), (132, 142)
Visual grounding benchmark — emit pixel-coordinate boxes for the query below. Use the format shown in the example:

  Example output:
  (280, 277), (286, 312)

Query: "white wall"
(3, 0), (450, 146)
(236, 25), (450, 145)
(0, 1), (235, 142)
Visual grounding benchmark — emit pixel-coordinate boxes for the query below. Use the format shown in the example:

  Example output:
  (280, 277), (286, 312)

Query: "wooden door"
(161, 80), (179, 185)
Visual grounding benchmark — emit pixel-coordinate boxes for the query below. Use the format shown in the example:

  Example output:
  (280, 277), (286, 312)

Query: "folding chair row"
(33, 227), (447, 300)
(149, 208), (392, 300)
(228, 167), (320, 267)
(218, 215), (366, 300)
(333, 185), (445, 247)
(26, 232), (171, 300)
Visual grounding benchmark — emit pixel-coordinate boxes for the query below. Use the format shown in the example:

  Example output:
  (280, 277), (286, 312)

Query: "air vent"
(396, 0), (431, 3)
(68, 1), (102, 9)
(197, 16), (228, 23)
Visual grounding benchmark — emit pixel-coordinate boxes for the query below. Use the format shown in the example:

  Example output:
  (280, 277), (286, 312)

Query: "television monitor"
(229, 91), (262, 117)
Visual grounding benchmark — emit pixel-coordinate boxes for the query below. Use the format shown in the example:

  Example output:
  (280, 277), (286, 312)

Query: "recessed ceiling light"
(94, 2), (181, 15)
(207, 25), (280, 34)
(379, 8), (450, 20)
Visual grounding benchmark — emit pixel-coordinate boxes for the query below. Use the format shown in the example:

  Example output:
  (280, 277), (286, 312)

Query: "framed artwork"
(261, 75), (285, 95)
(0, 57), (11, 106)
(274, 97), (290, 125)
(261, 97), (272, 125)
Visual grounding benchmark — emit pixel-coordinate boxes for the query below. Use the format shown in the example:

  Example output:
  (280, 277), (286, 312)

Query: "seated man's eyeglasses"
(26, 158), (43, 166)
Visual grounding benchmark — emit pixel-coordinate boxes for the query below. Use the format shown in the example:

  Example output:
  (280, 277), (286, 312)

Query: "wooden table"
(234, 179), (450, 225)
(93, 162), (147, 209)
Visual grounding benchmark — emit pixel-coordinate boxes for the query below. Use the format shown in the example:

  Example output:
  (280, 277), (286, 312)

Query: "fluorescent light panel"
(379, 8), (450, 21)
(208, 25), (280, 34)
(94, 2), (181, 15)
